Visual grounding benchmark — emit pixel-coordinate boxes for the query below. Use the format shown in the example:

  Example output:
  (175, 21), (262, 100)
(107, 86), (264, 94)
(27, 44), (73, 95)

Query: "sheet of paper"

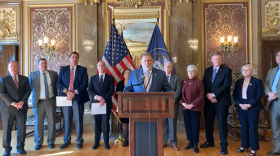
(56, 96), (72, 106)
(91, 103), (106, 115)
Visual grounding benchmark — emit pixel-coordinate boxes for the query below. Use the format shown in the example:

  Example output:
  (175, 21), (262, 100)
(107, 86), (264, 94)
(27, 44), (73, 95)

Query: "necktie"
(166, 75), (169, 83)
(99, 75), (104, 89)
(69, 67), (74, 91)
(272, 67), (280, 92)
(42, 72), (49, 99)
(13, 76), (18, 89)
(145, 72), (150, 92)
(212, 68), (217, 83)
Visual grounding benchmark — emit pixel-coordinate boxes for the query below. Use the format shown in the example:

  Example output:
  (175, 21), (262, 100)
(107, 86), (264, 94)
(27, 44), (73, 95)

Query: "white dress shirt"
(11, 74), (18, 105)
(39, 70), (54, 99)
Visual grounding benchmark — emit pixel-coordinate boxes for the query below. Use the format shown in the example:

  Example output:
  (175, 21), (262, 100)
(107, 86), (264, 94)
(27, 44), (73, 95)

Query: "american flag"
(102, 18), (137, 123)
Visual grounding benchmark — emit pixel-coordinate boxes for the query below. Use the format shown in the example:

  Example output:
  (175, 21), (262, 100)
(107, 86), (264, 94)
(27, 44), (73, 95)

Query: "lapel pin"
(184, 81), (186, 83)
(189, 83), (191, 84)
(249, 83), (252, 85)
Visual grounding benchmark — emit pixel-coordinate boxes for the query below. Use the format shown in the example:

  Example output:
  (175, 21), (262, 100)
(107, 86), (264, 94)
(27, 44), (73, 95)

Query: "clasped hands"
(181, 103), (194, 109)
(268, 92), (277, 101)
(66, 90), (78, 100)
(239, 104), (251, 110)
(206, 93), (217, 103)
(96, 95), (105, 106)
(12, 101), (24, 110)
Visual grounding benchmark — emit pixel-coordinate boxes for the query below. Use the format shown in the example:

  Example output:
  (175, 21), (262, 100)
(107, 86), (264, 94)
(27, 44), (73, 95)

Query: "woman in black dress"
(116, 69), (131, 146)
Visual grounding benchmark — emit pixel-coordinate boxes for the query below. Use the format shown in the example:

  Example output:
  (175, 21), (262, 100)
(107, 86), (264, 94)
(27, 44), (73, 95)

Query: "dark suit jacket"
(0, 74), (31, 112)
(29, 70), (58, 108)
(203, 65), (232, 107)
(169, 73), (181, 103)
(88, 74), (115, 111)
(56, 65), (89, 104)
(233, 76), (264, 111)
(124, 67), (172, 92)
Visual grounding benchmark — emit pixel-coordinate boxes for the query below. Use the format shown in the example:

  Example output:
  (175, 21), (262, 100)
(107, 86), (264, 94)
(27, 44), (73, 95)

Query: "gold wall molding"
(261, 1), (280, 35)
(0, 4), (19, 42)
(27, 4), (76, 75)
(114, 14), (158, 19)
(120, 0), (153, 9)
(200, 0), (252, 71)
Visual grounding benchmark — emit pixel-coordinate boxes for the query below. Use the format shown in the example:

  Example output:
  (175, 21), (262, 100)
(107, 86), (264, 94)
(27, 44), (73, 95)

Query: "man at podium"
(124, 52), (172, 93)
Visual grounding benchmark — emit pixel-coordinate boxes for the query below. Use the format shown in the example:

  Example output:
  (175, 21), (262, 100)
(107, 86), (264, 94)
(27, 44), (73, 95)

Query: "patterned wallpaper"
(203, 2), (250, 73)
(28, 4), (75, 73)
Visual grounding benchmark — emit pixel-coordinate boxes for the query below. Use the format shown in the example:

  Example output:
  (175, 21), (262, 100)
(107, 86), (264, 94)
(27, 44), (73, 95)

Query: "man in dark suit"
(88, 61), (115, 150)
(0, 60), (31, 156)
(29, 58), (58, 150)
(163, 61), (181, 151)
(124, 52), (172, 92)
(56, 52), (89, 150)
(201, 52), (232, 155)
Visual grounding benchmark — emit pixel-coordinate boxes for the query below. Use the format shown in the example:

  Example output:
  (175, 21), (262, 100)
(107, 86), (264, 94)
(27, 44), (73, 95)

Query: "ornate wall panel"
(28, 4), (76, 73)
(261, 0), (280, 36)
(201, 0), (251, 73)
(0, 3), (20, 44)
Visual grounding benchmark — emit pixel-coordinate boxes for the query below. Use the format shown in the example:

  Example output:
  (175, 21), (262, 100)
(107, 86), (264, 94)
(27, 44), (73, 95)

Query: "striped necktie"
(69, 67), (74, 91)
(13, 76), (18, 89)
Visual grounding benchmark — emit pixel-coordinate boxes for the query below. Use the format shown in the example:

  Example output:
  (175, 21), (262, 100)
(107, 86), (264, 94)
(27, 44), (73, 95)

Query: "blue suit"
(233, 76), (264, 151)
(56, 65), (89, 144)
(124, 67), (172, 92)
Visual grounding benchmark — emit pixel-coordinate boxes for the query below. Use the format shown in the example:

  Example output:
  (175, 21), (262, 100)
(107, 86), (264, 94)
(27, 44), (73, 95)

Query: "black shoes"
(76, 143), (83, 150)
(92, 143), (100, 150)
(237, 147), (248, 153)
(17, 149), (27, 155)
(105, 144), (110, 150)
(200, 141), (215, 148)
(49, 144), (55, 149)
(34, 145), (42, 150)
(58, 142), (71, 150)
(193, 146), (199, 153)
(221, 147), (228, 155)
(2, 149), (10, 156)
(184, 142), (193, 150)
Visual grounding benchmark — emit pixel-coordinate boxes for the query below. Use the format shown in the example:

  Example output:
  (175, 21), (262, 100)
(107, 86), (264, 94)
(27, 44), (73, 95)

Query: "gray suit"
(0, 74), (31, 152)
(29, 70), (58, 146)
(264, 67), (280, 153)
(163, 73), (181, 145)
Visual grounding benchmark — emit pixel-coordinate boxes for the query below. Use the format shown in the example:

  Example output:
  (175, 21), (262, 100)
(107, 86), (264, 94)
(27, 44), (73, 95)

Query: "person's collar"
(70, 65), (77, 69)
(143, 68), (153, 74)
(40, 70), (48, 74)
(99, 73), (105, 76)
(10, 73), (18, 77)
(213, 66), (220, 70)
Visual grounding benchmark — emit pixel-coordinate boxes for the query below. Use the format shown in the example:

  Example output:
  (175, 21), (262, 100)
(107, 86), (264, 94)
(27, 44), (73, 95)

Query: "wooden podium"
(117, 92), (174, 156)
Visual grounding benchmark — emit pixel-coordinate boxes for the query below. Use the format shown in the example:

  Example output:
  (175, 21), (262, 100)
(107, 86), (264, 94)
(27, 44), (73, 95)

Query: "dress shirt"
(39, 70), (54, 99)
(10, 74), (19, 105)
(212, 66), (220, 97)
(94, 73), (106, 100)
(166, 74), (171, 83)
(242, 81), (250, 99)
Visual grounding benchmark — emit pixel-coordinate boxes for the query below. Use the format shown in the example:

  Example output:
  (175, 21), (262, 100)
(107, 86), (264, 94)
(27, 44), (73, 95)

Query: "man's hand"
(210, 98), (217, 103)
(99, 100), (105, 106)
(67, 91), (75, 100)
(12, 103), (20, 110)
(243, 104), (251, 109)
(268, 92), (277, 101)
(206, 93), (214, 100)
(17, 101), (24, 109)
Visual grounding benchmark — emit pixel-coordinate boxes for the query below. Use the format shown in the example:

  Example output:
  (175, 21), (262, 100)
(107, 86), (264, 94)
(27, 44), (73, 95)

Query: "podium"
(117, 92), (174, 156)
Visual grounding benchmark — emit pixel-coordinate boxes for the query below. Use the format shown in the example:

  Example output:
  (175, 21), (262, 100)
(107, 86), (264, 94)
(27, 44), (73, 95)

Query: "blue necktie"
(212, 68), (217, 83)
(42, 72), (49, 99)
(272, 67), (280, 92)
(166, 75), (169, 82)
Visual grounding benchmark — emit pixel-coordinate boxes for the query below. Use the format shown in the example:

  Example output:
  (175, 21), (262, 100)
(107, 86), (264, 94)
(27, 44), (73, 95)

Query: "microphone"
(123, 75), (145, 92)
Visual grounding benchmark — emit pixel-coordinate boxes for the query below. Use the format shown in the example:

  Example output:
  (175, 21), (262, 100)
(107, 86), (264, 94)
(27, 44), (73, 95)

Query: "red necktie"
(13, 76), (19, 89)
(69, 67), (74, 91)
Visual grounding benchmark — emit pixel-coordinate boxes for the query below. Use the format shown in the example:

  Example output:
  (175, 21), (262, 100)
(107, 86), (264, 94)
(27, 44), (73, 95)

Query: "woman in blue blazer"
(233, 64), (264, 156)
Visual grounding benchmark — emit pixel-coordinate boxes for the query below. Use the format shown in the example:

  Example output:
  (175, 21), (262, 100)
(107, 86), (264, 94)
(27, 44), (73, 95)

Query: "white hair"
(186, 64), (198, 73)
(241, 64), (254, 76)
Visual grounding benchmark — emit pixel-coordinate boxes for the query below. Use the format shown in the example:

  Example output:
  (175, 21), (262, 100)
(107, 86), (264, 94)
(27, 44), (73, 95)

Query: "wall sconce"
(188, 39), (198, 51)
(38, 37), (56, 60)
(220, 35), (238, 56)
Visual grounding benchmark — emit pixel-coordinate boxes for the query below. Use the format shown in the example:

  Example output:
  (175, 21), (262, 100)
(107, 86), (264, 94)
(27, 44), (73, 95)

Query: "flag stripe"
(102, 56), (121, 82)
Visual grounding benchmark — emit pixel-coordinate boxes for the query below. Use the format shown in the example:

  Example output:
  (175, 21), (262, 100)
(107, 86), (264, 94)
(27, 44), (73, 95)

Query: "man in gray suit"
(163, 61), (181, 151)
(29, 58), (58, 150)
(265, 51), (280, 155)
(0, 61), (31, 156)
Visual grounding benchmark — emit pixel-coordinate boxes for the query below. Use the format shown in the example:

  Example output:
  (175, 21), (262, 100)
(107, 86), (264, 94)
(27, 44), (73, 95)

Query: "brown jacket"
(179, 77), (204, 112)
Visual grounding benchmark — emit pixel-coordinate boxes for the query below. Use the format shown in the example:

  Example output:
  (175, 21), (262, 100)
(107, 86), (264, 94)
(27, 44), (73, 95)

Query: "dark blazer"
(233, 76), (264, 111)
(124, 67), (172, 92)
(179, 77), (204, 112)
(0, 74), (31, 112)
(88, 74), (115, 111)
(116, 80), (125, 99)
(29, 70), (58, 108)
(203, 65), (232, 107)
(56, 65), (89, 104)
(169, 73), (181, 103)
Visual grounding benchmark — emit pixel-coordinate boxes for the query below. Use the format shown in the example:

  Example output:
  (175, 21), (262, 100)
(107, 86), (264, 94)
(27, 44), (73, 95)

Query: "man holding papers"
(29, 58), (58, 150)
(88, 61), (114, 150)
(56, 52), (89, 150)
